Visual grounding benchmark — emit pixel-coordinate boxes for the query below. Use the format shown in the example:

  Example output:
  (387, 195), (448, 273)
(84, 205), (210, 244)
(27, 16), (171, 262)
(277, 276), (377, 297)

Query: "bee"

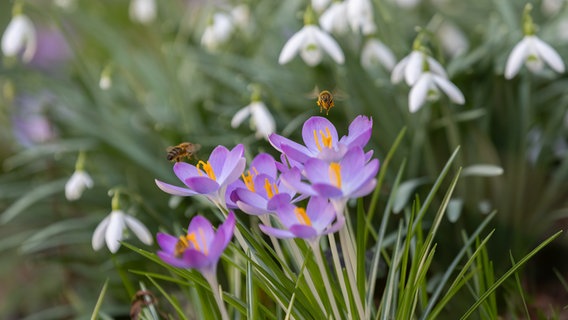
(130, 290), (157, 320)
(166, 142), (201, 162)
(317, 90), (335, 115)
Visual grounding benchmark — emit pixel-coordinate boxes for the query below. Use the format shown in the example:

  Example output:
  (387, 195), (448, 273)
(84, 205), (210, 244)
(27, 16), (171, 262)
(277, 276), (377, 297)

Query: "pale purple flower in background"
(278, 25), (344, 66)
(201, 13), (234, 52)
(92, 210), (153, 253)
(504, 35), (565, 79)
(29, 26), (72, 71)
(12, 94), (57, 147)
(391, 50), (448, 86)
(408, 71), (465, 113)
(65, 170), (93, 201)
(231, 101), (276, 140)
(129, 0), (157, 24)
(2, 14), (36, 62)
(361, 38), (396, 71)
(319, 2), (350, 35)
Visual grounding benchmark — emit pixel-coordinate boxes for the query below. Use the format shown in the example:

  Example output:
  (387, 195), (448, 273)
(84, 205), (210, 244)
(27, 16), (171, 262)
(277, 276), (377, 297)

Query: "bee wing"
(192, 144), (202, 152)
(305, 86), (321, 99)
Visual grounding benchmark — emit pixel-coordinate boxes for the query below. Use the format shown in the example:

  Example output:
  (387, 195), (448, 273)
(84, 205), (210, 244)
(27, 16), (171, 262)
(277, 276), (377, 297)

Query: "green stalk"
(311, 241), (343, 320)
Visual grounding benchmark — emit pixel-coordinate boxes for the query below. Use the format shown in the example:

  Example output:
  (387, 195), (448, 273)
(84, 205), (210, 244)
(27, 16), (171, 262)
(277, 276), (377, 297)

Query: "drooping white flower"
(392, 0), (421, 9)
(65, 170), (93, 201)
(231, 101), (276, 139)
(361, 38), (396, 71)
(278, 25), (344, 66)
(312, 0), (332, 12)
(541, 0), (564, 16)
(391, 50), (447, 85)
(201, 13), (234, 52)
(504, 35), (565, 79)
(231, 4), (250, 30)
(346, 0), (377, 35)
(319, 2), (350, 35)
(2, 14), (36, 62)
(408, 72), (465, 113)
(437, 21), (469, 58)
(129, 0), (157, 24)
(92, 210), (153, 253)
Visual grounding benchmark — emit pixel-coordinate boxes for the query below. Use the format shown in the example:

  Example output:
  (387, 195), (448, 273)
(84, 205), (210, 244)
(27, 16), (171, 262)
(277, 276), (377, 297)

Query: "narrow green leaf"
(0, 179), (66, 224)
(90, 279), (109, 320)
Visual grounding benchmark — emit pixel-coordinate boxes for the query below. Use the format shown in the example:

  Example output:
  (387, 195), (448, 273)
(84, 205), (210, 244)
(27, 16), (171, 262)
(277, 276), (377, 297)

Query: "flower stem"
(327, 233), (352, 318)
(203, 272), (230, 320)
(311, 241), (343, 320)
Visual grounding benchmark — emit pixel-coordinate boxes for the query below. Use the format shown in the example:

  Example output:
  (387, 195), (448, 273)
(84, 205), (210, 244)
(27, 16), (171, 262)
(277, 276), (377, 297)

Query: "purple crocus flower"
(281, 146), (379, 204)
(230, 153), (298, 216)
(155, 144), (246, 209)
(156, 211), (235, 274)
(259, 196), (345, 241)
(269, 115), (373, 164)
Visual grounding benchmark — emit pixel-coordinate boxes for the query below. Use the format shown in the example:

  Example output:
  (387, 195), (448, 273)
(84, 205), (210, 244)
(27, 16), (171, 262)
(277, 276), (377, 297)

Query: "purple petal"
(207, 229), (227, 262)
(157, 233), (178, 254)
(208, 145), (230, 176)
(173, 162), (200, 181)
(219, 144), (245, 183)
(280, 143), (312, 164)
(259, 224), (296, 238)
(312, 183), (343, 198)
(321, 215), (346, 235)
(185, 176), (219, 194)
(219, 211), (236, 248)
(250, 153), (277, 178)
(235, 188), (268, 208)
(280, 169), (318, 196)
(157, 251), (192, 268)
(302, 116), (338, 154)
(267, 193), (293, 211)
(183, 249), (211, 269)
(340, 147), (366, 180)
(339, 115), (373, 149)
(188, 215), (214, 236)
(155, 179), (198, 196)
(350, 179), (377, 198)
(237, 200), (270, 215)
(304, 158), (332, 184)
(289, 225), (318, 238)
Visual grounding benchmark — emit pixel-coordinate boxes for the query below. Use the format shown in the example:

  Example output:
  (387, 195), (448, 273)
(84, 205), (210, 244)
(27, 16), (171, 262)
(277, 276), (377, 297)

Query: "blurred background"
(1, 0), (567, 318)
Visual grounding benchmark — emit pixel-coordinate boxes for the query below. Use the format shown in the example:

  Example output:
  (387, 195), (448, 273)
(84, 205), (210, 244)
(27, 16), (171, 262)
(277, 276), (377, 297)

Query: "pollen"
(294, 207), (312, 226)
(242, 168), (258, 192)
(197, 160), (217, 181)
(313, 127), (333, 151)
(329, 162), (342, 188)
(263, 178), (279, 199)
(174, 229), (208, 258)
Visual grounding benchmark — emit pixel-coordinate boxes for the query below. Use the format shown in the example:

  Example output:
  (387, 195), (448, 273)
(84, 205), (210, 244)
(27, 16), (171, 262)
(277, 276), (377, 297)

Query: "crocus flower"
(155, 144), (246, 209)
(129, 0), (157, 24)
(504, 35), (565, 79)
(361, 38), (396, 71)
(65, 170), (93, 201)
(259, 197), (344, 241)
(391, 50), (447, 86)
(230, 153), (298, 216)
(201, 13), (234, 52)
(231, 100), (276, 140)
(156, 211), (235, 274)
(408, 71), (465, 113)
(92, 210), (153, 253)
(269, 115), (373, 164)
(278, 24), (344, 66)
(2, 14), (36, 62)
(281, 146), (379, 203)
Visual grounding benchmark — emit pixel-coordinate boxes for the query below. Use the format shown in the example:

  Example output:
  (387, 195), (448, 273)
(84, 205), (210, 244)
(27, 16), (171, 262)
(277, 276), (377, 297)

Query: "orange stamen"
(294, 207), (312, 226)
(197, 160), (217, 181)
(329, 162), (342, 188)
(264, 178), (279, 199)
(313, 127), (333, 151)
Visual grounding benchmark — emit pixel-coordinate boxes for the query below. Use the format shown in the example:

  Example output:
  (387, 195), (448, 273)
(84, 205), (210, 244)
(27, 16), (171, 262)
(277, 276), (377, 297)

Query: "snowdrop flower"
(201, 12), (234, 52)
(505, 4), (565, 79)
(391, 49), (447, 86)
(279, 6), (344, 66)
(347, 0), (377, 35)
(2, 14), (36, 62)
(129, 0), (156, 24)
(437, 21), (469, 58)
(92, 192), (153, 253)
(231, 100), (275, 139)
(312, 0), (332, 12)
(231, 4), (250, 30)
(361, 38), (396, 71)
(65, 170), (93, 201)
(541, 0), (564, 16)
(319, 1), (349, 35)
(392, 0), (421, 9)
(409, 71), (465, 113)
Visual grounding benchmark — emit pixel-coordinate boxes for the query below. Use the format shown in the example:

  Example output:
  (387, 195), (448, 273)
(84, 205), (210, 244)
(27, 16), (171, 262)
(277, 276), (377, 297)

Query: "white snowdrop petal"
(124, 215), (153, 245)
(427, 56), (448, 78)
(250, 102), (276, 139)
(391, 56), (409, 83)
(505, 37), (530, 79)
(432, 75), (465, 104)
(312, 26), (344, 64)
(409, 74), (431, 113)
(92, 216), (110, 251)
(532, 36), (566, 73)
(231, 106), (251, 128)
(129, 0), (156, 24)
(105, 211), (125, 253)
(361, 39), (396, 70)
(278, 28), (307, 64)
(405, 51), (423, 85)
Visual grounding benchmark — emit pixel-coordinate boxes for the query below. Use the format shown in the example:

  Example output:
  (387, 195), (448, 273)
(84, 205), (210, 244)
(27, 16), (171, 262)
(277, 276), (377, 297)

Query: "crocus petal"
(155, 179), (198, 196)
(92, 215), (110, 251)
(250, 153), (277, 178)
(157, 251), (192, 268)
(185, 177), (219, 194)
(124, 215), (153, 245)
(532, 36), (565, 73)
(231, 105), (251, 128)
(156, 233), (178, 254)
(409, 73), (431, 113)
(182, 250), (211, 269)
(349, 179), (377, 198)
(302, 116), (338, 154)
(208, 145), (230, 177)
(312, 183), (343, 197)
(280, 143), (312, 164)
(505, 37), (530, 79)
(289, 225), (318, 238)
(219, 144), (245, 183)
(259, 224), (296, 238)
(432, 75), (465, 104)
(221, 158), (246, 188)
(173, 162), (201, 182)
(279, 27), (307, 64)
(312, 26), (344, 64)
(339, 115), (373, 149)
(188, 215), (215, 236)
(321, 215), (346, 235)
(106, 211), (125, 253)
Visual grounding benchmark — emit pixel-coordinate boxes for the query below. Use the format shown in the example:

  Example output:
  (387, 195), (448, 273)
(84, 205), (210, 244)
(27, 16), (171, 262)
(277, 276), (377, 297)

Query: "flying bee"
(317, 90), (335, 115)
(167, 142), (201, 162)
